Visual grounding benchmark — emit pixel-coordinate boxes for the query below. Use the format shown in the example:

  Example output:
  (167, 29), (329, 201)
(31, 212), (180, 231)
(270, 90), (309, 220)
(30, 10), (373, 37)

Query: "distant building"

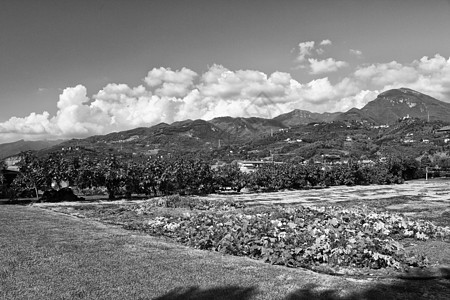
(343, 136), (353, 147)
(359, 159), (375, 165)
(3, 155), (20, 172)
(437, 125), (450, 133)
(371, 124), (389, 129)
(322, 154), (341, 164)
(437, 126), (450, 141)
(235, 160), (283, 173)
(403, 138), (415, 143)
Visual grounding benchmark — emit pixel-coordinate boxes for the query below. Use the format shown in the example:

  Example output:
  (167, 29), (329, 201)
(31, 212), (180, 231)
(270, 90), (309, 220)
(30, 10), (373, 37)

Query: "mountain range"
(1, 88), (450, 159)
(0, 139), (65, 160)
(274, 88), (450, 126)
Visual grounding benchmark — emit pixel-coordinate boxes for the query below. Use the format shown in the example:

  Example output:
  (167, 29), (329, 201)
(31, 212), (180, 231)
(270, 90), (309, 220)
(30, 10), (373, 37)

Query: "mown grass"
(1, 205), (449, 300)
(0, 205), (345, 300)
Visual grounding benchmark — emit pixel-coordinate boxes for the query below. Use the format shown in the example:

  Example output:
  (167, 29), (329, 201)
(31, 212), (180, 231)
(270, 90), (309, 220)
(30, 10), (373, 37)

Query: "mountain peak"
(338, 88), (450, 125)
(378, 87), (423, 98)
(398, 87), (421, 95)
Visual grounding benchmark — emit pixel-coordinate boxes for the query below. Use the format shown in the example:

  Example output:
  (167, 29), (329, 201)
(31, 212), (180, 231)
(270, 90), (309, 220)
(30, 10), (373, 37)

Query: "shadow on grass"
(153, 268), (450, 300)
(0, 199), (35, 205)
(153, 286), (257, 300)
(285, 276), (450, 300)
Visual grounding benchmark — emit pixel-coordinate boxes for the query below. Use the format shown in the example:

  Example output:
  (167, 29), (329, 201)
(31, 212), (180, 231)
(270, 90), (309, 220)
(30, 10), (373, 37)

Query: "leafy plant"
(126, 203), (449, 272)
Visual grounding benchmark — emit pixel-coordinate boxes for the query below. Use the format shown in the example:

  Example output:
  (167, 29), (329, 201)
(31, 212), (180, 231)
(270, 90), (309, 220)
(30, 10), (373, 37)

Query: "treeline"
(3, 151), (422, 200)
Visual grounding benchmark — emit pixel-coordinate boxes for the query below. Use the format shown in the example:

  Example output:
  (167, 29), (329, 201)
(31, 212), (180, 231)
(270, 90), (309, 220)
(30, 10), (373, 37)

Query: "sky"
(1, 0), (450, 143)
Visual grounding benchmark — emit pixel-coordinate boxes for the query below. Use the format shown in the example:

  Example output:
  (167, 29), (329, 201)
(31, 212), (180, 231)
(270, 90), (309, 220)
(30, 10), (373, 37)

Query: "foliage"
(131, 195), (246, 212)
(5, 150), (424, 201)
(0, 161), (5, 189)
(9, 173), (38, 199)
(126, 203), (449, 272)
(214, 164), (249, 192)
(437, 157), (450, 168)
(13, 151), (46, 200)
(158, 158), (215, 195)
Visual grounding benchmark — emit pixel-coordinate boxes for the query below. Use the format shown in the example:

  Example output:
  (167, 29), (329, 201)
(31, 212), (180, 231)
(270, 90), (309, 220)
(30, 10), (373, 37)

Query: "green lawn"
(1, 205), (449, 300)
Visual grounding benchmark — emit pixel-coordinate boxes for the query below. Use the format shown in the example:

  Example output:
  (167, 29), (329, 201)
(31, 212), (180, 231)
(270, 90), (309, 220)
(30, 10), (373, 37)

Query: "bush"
(40, 187), (84, 202)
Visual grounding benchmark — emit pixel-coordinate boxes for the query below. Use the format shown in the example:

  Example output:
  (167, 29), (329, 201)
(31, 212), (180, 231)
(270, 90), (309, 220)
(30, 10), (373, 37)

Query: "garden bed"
(40, 194), (450, 279)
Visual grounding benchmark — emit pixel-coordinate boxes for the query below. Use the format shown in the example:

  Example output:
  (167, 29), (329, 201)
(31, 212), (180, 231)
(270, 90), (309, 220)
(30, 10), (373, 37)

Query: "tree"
(401, 156), (420, 180)
(0, 160), (6, 180)
(122, 162), (143, 199)
(437, 157), (450, 168)
(76, 156), (102, 191)
(156, 158), (215, 195)
(41, 152), (76, 189)
(97, 155), (126, 200)
(141, 158), (165, 196)
(420, 155), (432, 167)
(15, 151), (46, 200)
(0, 161), (6, 198)
(214, 164), (249, 192)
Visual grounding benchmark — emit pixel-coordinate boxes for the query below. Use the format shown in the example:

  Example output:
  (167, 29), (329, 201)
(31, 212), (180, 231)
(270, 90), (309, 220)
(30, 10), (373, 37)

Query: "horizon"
(1, 0), (450, 143)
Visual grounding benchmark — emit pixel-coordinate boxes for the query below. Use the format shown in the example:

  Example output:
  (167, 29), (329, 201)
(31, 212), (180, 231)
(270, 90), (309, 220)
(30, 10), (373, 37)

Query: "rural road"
(1, 205), (449, 299)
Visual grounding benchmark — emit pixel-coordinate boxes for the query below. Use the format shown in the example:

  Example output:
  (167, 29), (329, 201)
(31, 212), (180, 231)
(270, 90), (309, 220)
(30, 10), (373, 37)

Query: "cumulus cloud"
(308, 58), (348, 74)
(294, 39), (348, 74)
(144, 67), (198, 97)
(295, 41), (315, 63)
(295, 40), (332, 63)
(1, 54), (450, 142)
(353, 54), (450, 99)
(350, 49), (363, 57)
(0, 112), (53, 135)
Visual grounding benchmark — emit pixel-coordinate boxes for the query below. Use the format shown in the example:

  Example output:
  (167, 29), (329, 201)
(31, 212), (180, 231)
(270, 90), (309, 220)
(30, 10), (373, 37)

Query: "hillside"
(338, 88), (450, 125)
(0, 139), (64, 159)
(209, 116), (286, 141)
(273, 109), (341, 126)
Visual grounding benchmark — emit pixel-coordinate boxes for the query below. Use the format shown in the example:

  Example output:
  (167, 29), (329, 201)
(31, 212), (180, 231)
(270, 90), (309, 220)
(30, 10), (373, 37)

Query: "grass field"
(0, 204), (449, 299)
(2, 179), (450, 299)
(0, 205), (365, 300)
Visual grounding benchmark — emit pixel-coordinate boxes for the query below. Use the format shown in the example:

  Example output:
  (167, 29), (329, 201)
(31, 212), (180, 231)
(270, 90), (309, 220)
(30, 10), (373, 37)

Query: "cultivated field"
(1, 179), (450, 299)
(203, 178), (450, 226)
